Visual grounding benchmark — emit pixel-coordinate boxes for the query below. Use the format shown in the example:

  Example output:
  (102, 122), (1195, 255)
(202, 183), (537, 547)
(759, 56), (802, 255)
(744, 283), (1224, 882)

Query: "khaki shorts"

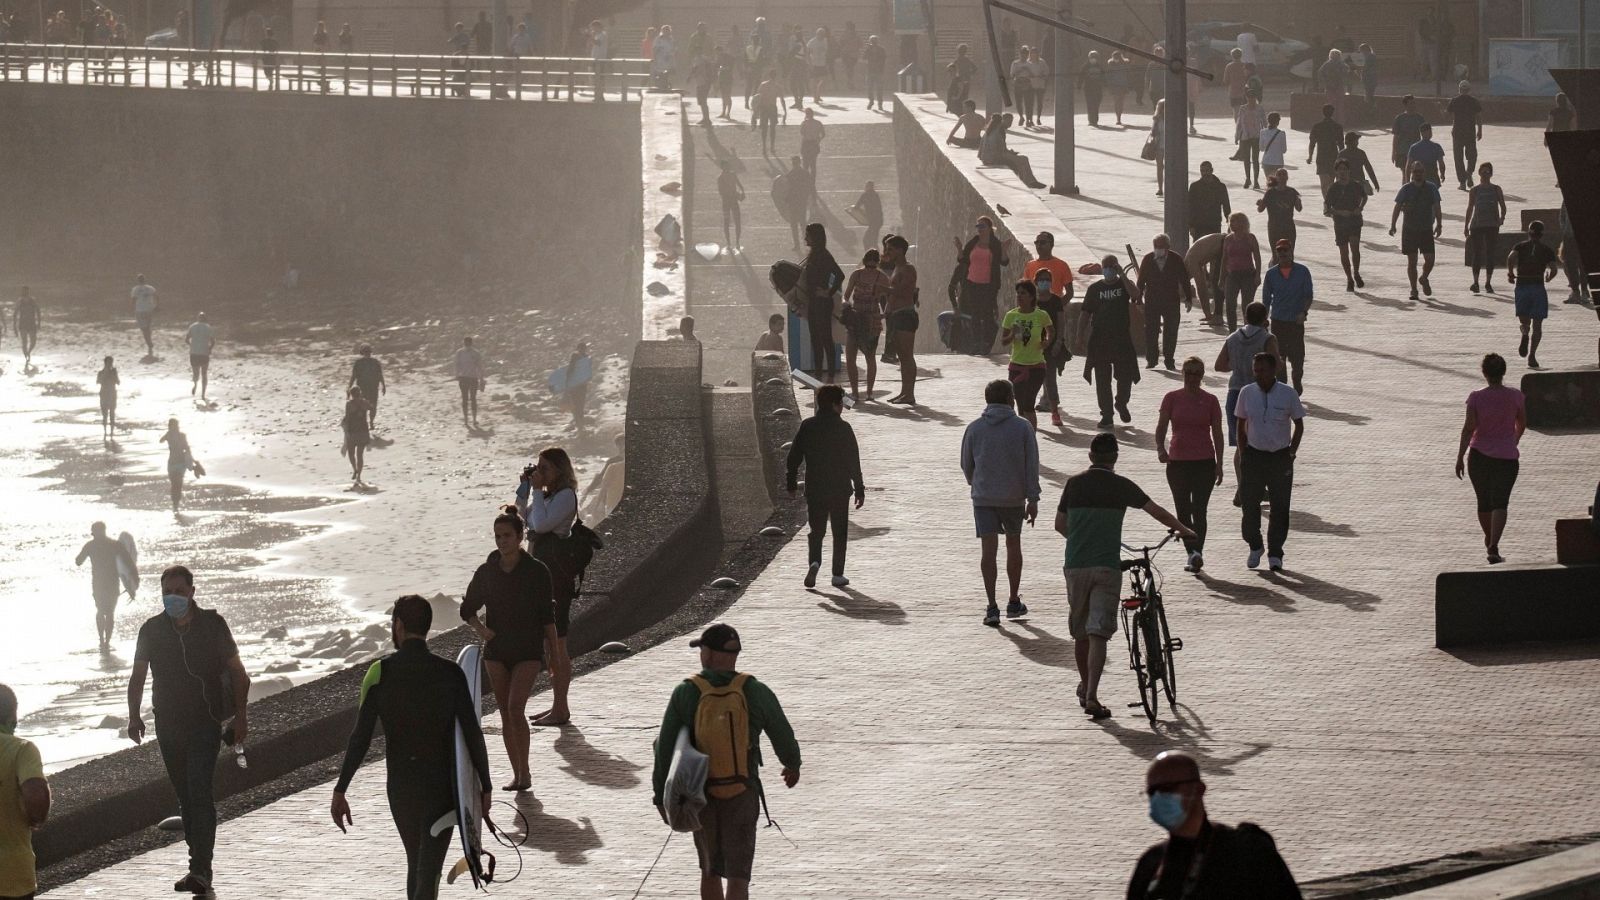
(1065, 566), (1121, 639)
(693, 787), (760, 881)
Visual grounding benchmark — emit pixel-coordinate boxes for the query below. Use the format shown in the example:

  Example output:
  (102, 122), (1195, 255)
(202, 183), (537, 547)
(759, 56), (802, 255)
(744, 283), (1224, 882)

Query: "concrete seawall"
(0, 84), (641, 285)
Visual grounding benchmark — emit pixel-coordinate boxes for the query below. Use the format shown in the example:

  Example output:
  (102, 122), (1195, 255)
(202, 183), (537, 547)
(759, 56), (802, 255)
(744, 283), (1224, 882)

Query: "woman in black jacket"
(800, 222), (846, 381)
(955, 216), (1011, 354)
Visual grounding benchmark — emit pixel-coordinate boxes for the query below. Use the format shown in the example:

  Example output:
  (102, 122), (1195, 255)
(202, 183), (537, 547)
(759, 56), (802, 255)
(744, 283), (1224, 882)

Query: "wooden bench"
(280, 66), (331, 92)
(88, 62), (140, 85)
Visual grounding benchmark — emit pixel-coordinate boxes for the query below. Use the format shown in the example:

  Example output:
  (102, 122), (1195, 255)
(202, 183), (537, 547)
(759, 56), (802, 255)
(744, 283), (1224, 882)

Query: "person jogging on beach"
(453, 336), (485, 429)
(131, 274), (158, 359)
(159, 418), (197, 514)
(14, 287), (40, 367)
(96, 355), (120, 438)
(1507, 221), (1560, 370)
(75, 520), (135, 648)
(349, 345), (385, 428)
(128, 565), (250, 897)
(185, 312), (215, 401)
(651, 624), (801, 900)
(787, 384), (866, 588)
(332, 594), (492, 900)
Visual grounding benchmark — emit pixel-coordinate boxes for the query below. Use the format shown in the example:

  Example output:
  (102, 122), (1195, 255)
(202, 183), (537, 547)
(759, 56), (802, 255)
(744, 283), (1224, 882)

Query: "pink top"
(1467, 386), (1524, 460)
(1160, 388), (1222, 461)
(968, 244), (994, 283)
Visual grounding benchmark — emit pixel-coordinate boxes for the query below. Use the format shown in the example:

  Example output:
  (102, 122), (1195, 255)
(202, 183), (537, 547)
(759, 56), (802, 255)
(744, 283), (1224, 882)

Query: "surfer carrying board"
(75, 521), (135, 648)
(652, 625), (802, 900)
(332, 595), (492, 900)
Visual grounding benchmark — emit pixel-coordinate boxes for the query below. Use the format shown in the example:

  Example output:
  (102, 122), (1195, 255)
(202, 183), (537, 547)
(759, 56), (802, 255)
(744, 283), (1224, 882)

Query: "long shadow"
(508, 794), (603, 865)
(996, 621), (1076, 669)
(812, 586), (907, 625)
(1040, 426), (1096, 450)
(551, 726), (646, 790)
(1302, 401), (1371, 426)
(1065, 193), (1163, 223)
(1096, 705), (1272, 775)
(1194, 572), (1297, 613)
(1443, 640), (1600, 667)
(1414, 295), (1495, 318)
(1261, 568), (1381, 611)
(854, 398), (967, 429)
(1305, 334), (1479, 381)
(846, 520), (892, 540)
(1287, 508), (1358, 537)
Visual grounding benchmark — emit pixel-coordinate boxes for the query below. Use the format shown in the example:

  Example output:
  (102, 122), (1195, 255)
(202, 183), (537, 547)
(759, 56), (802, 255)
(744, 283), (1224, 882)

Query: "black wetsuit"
(336, 639), (492, 900)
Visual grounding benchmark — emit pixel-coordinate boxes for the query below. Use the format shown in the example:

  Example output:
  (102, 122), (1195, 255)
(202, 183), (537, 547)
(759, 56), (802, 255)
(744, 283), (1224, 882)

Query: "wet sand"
(0, 275), (633, 769)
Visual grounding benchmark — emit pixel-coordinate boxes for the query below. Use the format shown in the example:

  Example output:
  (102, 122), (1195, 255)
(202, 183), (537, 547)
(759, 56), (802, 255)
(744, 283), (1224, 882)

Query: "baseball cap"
(1090, 432), (1119, 457)
(1274, 239), (1292, 250)
(689, 623), (742, 652)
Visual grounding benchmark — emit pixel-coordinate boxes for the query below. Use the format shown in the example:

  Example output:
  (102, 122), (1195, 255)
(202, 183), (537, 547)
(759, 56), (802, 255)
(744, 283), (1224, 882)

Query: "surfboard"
(694, 242), (722, 261)
(435, 643), (488, 888)
(662, 726), (708, 832)
(547, 356), (594, 396)
(790, 368), (855, 407)
(116, 532), (139, 597)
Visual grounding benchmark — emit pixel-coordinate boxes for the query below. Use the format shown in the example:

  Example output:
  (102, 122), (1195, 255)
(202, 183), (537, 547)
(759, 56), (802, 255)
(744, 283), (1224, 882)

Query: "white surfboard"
(435, 643), (489, 887)
(790, 368), (856, 408)
(116, 532), (139, 597)
(694, 242), (722, 261)
(547, 356), (594, 396)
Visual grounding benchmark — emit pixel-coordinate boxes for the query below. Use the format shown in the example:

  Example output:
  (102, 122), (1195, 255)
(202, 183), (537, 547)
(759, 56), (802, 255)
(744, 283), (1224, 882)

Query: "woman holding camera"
(461, 507), (555, 791)
(516, 447), (580, 727)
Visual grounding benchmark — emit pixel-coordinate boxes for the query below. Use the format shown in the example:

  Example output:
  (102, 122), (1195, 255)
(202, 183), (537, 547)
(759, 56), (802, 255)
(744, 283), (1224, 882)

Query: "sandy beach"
(0, 273), (633, 769)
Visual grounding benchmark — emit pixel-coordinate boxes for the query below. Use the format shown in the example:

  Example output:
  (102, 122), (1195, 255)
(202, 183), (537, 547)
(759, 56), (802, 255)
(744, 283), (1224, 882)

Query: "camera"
(523, 463), (538, 480)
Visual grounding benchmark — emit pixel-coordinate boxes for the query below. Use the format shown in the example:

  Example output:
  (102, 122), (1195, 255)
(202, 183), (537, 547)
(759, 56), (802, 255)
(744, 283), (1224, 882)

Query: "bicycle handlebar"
(1120, 530), (1178, 557)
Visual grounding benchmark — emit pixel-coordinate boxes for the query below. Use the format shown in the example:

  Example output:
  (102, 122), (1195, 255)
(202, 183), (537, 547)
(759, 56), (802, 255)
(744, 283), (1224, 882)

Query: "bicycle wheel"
(1128, 610), (1159, 723)
(1156, 600), (1178, 705)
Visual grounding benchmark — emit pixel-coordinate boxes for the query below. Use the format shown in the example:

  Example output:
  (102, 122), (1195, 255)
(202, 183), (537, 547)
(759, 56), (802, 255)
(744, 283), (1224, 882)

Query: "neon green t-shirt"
(1002, 307), (1054, 366)
(0, 730), (44, 897)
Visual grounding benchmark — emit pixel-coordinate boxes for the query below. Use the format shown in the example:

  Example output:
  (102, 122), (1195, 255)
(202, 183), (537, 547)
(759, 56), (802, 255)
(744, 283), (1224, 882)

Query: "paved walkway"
(43, 108), (1600, 899)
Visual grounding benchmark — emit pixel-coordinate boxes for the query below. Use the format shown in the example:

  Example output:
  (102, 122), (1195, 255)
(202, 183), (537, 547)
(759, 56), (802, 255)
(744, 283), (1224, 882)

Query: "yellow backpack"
(690, 673), (752, 799)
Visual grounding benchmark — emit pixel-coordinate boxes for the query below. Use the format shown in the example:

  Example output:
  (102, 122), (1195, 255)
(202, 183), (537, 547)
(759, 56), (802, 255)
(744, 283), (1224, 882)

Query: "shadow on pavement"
(1195, 573), (1298, 613)
(1442, 640), (1600, 667)
(1261, 568), (1382, 611)
(552, 726), (646, 790)
(812, 586), (907, 625)
(995, 621), (1075, 669)
(1287, 508), (1359, 537)
(509, 794), (604, 865)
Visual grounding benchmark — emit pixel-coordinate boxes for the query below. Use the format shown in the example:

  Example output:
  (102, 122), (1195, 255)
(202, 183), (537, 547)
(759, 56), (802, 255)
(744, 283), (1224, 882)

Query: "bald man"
(1128, 751), (1301, 899)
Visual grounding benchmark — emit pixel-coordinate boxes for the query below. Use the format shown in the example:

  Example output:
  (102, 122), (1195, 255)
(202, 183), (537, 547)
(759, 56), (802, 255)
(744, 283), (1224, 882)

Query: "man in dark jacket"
(1136, 234), (1195, 370)
(1187, 162), (1232, 242)
(331, 594), (492, 900)
(786, 384), (865, 588)
(1129, 751), (1302, 899)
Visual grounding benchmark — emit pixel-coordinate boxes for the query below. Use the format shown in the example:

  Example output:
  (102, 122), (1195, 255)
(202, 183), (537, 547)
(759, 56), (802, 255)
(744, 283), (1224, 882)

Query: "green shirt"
(0, 730), (44, 898)
(651, 668), (801, 805)
(1059, 466), (1150, 569)
(1002, 307), (1054, 366)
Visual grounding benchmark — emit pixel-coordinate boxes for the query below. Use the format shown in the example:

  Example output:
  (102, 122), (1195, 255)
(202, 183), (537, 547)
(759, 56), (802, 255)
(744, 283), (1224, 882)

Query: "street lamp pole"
(1050, 1), (1077, 194)
(1163, 0), (1188, 252)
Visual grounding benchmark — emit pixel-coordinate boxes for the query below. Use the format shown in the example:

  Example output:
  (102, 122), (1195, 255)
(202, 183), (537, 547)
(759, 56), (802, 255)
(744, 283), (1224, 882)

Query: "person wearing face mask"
(1129, 751), (1302, 899)
(331, 595), (492, 900)
(127, 565), (250, 896)
(1136, 234), (1195, 371)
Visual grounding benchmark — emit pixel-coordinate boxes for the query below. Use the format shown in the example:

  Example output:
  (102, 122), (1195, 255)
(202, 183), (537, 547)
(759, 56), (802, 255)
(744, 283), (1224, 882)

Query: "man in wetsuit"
(14, 287), (40, 367)
(74, 521), (134, 648)
(349, 345), (386, 428)
(331, 594), (492, 900)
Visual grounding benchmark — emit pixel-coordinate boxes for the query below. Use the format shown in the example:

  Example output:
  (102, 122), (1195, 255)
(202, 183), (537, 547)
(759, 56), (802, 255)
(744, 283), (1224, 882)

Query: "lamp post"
(1163, 0), (1188, 252)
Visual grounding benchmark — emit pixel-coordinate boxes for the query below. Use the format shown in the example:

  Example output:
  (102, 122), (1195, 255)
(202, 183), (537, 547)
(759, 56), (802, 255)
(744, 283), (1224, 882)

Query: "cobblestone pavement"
(44, 102), (1600, 899)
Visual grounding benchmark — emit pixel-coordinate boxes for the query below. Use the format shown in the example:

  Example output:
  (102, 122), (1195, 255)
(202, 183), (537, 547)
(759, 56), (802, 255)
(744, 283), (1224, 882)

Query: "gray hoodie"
(960, 403), (1041, 506)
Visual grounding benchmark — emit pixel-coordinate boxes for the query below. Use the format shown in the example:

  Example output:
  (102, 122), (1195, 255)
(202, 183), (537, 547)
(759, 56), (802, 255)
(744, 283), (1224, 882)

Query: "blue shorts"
(1514, 282), (1548, 320)
(974, 505), (1025, 537)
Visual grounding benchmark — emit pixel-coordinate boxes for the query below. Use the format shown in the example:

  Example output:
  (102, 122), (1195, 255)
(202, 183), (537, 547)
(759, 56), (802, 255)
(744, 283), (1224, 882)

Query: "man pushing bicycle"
(1055, 433), (1194, 721)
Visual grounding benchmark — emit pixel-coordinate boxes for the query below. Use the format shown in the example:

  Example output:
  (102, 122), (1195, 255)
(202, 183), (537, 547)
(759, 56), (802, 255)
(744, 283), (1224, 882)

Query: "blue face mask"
(163, 593), (191, 619)
(1148, 791), (1188, 831)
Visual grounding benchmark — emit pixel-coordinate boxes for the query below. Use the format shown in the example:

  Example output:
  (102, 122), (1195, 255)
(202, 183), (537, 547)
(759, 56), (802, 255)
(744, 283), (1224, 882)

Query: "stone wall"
(0, 84), (641, 287)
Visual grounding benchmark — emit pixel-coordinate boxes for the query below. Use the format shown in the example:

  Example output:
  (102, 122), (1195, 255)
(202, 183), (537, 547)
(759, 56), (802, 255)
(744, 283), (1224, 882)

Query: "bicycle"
(1120, 531), (1183, 723)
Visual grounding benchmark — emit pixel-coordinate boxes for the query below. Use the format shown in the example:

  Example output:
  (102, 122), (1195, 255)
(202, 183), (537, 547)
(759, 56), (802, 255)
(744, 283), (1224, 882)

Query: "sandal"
(1085, 702), (1113, 721)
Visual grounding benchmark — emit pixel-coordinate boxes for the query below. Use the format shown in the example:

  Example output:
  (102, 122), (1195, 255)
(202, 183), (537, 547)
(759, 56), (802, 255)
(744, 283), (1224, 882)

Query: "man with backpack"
(652, 624), (801, 900)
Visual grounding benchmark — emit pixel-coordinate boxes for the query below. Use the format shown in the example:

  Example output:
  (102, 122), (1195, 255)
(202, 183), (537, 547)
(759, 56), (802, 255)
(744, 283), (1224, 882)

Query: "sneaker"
(1187, 551), (1204, 572)
(983, 603), (1001, 627)
(1470, 282), (1480, 293)
(1097, 415), (1113, 429)
(831, 574), (850, 587)
(1247, 548), (1263, 569)
(1420, 275), (1432, 296)
(1518, 333), (1529, 357)
(1006, 597), (1028, 619)
(1051, 409), (1063, 427)
(174, 874), (211, 895)
(1115, 401), (1132, 423)
(1268, 555), (1284, 572)
(804, 562), (819, 588)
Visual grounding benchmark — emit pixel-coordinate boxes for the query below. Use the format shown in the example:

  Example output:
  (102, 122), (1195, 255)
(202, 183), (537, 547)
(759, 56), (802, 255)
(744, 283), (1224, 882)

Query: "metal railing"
(0, 42), (651, 101)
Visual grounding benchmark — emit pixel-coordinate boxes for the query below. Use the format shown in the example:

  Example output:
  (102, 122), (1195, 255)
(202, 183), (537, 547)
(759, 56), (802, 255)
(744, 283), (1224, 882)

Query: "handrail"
(0, 41), (652, 100)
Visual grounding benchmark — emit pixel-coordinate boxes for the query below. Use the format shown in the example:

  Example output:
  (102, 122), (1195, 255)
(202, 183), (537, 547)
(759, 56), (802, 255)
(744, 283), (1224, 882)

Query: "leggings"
(1468, 227), (1499, 278)
(387, 776), (456, 900)
(1222, 270), (1259, 330)
(1467, 449), (1518, 512)
(1165, 459), (1216, 554)
(806, 493), (850, 576)
(1238, 138), (1260, 184)
(807, 295), (837, 377)
(1017, 85), (1035, 121)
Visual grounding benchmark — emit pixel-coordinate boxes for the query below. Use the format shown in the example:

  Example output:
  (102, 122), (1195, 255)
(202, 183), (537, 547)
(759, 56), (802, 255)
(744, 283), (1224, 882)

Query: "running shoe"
(983, 603), (1001, 627)
(1051, 409), (1063, 427)
(804, 562), (819, 588)
(1268, 555), (1284, 572)
(1115, 401), (1132, 423)
(1006, 597), (1028, 619)
(1097, 415), (1113, 429)
(1247, 548), (1263, 569)
(174, 874), (211, 895)
(1187, 551), (1204, 573)
(831, 575), (850, 587)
